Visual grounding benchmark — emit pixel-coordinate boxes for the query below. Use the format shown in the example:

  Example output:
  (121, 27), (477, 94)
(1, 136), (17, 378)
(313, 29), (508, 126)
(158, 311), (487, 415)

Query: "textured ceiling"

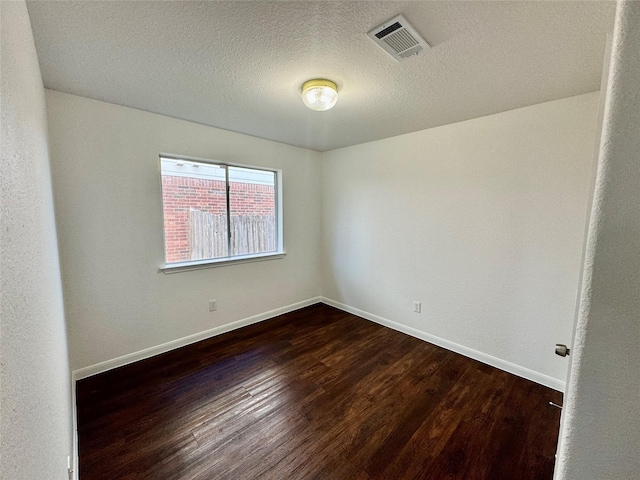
(27, 1), (615, 151)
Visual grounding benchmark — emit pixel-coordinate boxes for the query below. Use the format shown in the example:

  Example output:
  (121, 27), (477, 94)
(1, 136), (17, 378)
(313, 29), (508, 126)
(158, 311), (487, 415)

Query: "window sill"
(160, 251), (286, 274)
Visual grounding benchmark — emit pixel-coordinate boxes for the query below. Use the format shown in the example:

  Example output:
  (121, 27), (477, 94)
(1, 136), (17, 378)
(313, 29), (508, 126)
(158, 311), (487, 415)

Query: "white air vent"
(367, 14), (430, 61)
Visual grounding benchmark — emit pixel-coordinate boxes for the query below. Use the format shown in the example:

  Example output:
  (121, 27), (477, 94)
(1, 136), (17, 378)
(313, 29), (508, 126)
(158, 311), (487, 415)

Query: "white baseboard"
(70, 373), (79, 480)
(72, 296), (322, 381)
(321, 297), (565, 392)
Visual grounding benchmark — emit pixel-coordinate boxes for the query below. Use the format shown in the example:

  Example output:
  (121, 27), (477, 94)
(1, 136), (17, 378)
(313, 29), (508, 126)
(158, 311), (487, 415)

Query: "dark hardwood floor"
(77, 303), (563, 479)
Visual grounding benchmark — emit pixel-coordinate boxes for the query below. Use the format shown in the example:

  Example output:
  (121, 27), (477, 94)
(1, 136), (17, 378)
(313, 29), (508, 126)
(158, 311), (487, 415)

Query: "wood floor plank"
(76, 303), (562, 479)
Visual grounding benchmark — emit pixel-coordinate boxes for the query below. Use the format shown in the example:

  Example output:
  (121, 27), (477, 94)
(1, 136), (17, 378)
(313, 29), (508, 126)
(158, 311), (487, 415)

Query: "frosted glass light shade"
(301, 79), (338, 111)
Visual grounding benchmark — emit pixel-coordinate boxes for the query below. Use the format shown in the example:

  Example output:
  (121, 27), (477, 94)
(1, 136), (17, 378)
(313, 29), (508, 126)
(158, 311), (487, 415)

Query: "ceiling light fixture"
(301, 79), (338, 111)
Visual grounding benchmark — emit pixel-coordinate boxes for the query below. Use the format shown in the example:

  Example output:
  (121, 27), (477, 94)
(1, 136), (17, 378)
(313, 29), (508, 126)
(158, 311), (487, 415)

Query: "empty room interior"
(2, 1), (640, 479)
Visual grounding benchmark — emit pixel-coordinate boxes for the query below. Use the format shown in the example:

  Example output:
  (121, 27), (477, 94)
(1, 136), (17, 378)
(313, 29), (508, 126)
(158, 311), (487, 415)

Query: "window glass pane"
(228, 166), (276, 256)
(161, 158), (228, 263)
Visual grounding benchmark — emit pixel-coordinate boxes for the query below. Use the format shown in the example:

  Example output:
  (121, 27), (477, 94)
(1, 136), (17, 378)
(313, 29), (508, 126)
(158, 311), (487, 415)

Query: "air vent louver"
(375, 22), (402, 39)
(367, 14), (430, 62)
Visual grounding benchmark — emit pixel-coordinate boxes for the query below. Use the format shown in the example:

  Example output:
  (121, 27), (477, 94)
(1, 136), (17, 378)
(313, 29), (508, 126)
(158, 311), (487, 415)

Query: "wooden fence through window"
(189, 208), (276, 260)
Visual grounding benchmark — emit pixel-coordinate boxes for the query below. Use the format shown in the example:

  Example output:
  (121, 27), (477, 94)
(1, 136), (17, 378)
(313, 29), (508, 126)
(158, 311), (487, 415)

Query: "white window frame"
(158, 153), (285, 273)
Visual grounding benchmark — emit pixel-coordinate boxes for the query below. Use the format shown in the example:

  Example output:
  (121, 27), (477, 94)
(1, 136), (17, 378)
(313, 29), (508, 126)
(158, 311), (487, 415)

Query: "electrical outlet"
(209, 300), (217, 312)
(413, 301), (421, 313)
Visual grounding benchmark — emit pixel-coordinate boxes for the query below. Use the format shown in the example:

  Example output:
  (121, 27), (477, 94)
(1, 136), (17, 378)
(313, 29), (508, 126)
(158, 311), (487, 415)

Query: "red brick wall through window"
(162, 175), (275, 262)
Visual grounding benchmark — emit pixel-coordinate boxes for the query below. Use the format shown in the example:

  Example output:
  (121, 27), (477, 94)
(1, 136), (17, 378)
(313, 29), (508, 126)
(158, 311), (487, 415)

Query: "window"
(160, 155), (283, 270)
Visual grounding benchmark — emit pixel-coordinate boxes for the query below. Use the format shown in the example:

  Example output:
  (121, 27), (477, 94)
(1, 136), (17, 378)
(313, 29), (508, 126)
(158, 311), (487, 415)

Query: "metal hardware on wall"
(555, 344), (570, 357)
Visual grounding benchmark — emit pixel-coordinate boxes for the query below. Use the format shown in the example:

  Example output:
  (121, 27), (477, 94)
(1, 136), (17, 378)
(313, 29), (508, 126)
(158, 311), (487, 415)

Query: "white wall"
(555, 1), (640, 478)
(0, 2), (73, 478)
(45, 91), (322, 372)
(45, 80), (599, 391)
(322, 92), (600, 389)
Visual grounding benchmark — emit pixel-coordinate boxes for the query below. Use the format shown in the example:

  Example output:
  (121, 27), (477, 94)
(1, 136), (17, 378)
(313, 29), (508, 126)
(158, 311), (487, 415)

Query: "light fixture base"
(301, 79), (337, 92)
